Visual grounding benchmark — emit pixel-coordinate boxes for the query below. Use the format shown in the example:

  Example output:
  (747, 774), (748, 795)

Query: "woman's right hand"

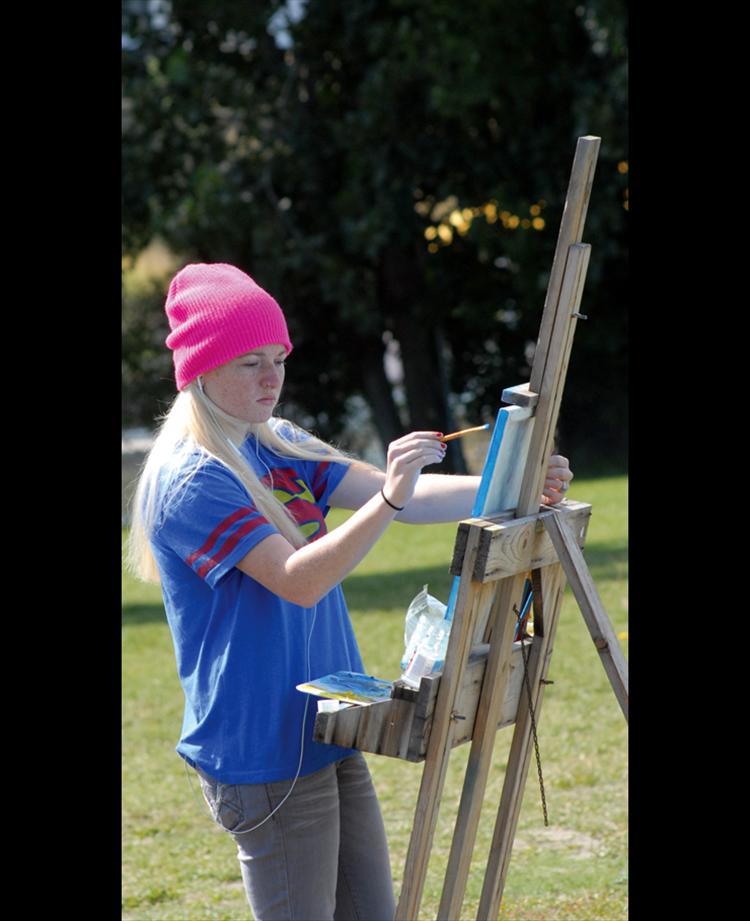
(382, 431), (446, 509)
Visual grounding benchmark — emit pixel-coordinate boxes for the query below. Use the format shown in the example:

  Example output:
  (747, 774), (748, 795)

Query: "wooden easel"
(314, 136), (628, 920)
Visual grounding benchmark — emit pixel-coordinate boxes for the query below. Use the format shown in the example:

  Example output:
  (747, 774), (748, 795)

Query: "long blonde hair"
(125, 381), (364, 584)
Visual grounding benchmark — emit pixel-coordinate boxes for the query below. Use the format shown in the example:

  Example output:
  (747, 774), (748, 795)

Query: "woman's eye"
(240, 358), (285, 368)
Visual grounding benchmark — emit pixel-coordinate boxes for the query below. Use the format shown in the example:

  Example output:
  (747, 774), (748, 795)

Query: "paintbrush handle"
(441, 424), (490, 442)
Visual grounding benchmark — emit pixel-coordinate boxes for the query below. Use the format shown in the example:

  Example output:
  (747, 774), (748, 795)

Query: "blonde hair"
(125, 382), (364, 584)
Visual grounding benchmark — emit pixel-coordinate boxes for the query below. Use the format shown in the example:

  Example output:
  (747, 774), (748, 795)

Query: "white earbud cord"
(186, 378), (314, 833)
(185, 601), (318, 835)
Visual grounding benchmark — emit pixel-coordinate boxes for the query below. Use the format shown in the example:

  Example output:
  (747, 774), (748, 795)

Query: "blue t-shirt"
(149, 428), (363, 784)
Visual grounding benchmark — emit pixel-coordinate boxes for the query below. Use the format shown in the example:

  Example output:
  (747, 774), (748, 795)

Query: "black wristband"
(380, 488), (404, 511)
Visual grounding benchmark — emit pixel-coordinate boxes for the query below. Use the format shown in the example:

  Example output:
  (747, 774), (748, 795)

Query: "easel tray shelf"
(313, 638), (529, 763)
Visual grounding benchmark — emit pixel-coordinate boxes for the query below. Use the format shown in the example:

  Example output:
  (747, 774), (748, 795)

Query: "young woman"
(126, 262), (572, 921)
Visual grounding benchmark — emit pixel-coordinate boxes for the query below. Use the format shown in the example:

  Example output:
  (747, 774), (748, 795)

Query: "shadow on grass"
(123, 602), (167, 626)
(581, 541), (628, 583)
(121, 566), (454, 624)
(342, 541), (627, 612)
(342, 542), (627, 613)
(343, 565), (454, 612)
(122, 545), (626, 624)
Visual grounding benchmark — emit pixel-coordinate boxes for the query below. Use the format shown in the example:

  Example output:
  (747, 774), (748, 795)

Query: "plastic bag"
(399, 585), (451, 689)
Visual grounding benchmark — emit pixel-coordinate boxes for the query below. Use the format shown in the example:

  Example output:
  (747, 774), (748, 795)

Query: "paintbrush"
(441, 423), (490, 442)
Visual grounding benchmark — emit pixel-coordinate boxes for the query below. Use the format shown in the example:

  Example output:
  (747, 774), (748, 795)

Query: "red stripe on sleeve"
(185, 507), (255, 569)
(196, 514), (271, 579)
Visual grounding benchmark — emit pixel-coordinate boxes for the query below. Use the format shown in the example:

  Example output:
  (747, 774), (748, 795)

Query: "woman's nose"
(261, 362), (282, 387)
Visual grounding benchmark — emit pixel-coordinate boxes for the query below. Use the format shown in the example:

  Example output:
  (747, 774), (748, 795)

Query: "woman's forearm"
(395, 474), (481, 524)
(286, 474), (481, 601)
(283, 491), (398, 603)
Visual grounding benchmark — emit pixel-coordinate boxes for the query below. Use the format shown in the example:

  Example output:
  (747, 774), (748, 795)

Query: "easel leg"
(543, 510), (628, 722)
(395, 528), (484, 921)
(477, 562), (566, 921)
(437, 572), (529, 920)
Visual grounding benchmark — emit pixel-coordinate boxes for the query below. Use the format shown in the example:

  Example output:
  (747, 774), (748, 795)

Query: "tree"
(123, 0), (627, 471)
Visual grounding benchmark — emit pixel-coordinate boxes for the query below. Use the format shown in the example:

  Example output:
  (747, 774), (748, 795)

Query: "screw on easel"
(540, 678), (555, 685)
(572, 311), (588, 319)
(451, 711), (466, 721)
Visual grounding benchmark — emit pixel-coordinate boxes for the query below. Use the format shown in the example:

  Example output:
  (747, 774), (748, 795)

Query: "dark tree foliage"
(123, 0), (627, 473)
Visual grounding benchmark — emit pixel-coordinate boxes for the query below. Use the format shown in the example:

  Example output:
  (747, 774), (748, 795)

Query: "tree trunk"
(378, 244), (467, 474)
(359, 334), (404, 450)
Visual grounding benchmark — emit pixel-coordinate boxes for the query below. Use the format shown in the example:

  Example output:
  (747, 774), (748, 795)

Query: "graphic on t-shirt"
(264, 466), (328, 542)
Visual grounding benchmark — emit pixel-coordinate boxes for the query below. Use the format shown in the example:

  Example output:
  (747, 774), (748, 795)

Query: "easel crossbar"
(450, 500), (592, 582)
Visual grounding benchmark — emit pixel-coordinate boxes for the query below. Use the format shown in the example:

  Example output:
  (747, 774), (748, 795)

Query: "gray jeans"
(195, 752), (396, 921)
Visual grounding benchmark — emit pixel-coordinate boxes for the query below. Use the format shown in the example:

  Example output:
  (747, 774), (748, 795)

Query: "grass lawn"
(122, 473), (627, 920)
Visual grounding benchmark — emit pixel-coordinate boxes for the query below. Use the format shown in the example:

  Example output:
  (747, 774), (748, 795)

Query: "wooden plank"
(437, 571), (529, 920)
(514, 138), (599, 521)
(315, 695), (408, 760)
(314, 706), (339, 746)
(476, 501), (590, 582)
(314, 696), (421, 763)
(450, 501), (592, 581)
(408, 673), (440, 760)
(478, 562), (567, 920)
(387, 682), (420, 759)
(470, 581), (503, 650)
(447, 640), (527, 748)
(501, 382), (539, 409)
(357, 702), (382, 751)
(411, 641), (526, 756)
(543, 510), (629, 721)
(314, 640), (528, 762)
(321, 704), (360, 749)
(498, 643), (527, 728)
(381, 696), (416, 759)
(529, 136), (600, 397)
(451, 511), (515, 574)
(395, 527), (486, 920)
(516, 242), (592, 516)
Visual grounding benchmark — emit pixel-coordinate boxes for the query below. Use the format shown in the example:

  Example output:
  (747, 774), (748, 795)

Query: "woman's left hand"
(541, 454), (574, 506)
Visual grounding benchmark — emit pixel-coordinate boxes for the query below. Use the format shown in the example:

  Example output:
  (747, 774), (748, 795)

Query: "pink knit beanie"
(164, 263), (293, 390)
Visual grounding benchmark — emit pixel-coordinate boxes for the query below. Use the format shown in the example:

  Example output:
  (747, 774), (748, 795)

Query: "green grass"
(122, 474), (627, 920)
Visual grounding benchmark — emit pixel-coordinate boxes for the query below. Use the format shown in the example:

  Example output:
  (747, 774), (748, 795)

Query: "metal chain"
(515, 603), (549, 827)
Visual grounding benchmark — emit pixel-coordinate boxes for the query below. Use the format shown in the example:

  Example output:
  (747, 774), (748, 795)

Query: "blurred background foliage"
(122, 0), (627, 475)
